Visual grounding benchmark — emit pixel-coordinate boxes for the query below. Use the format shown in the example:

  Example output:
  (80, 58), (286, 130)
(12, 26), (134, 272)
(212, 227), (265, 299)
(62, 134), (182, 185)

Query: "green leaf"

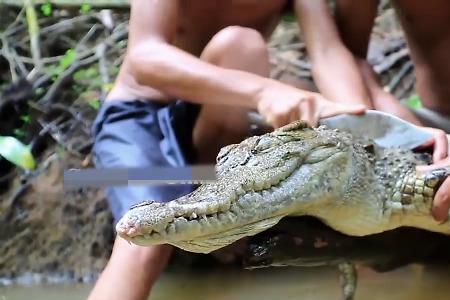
(40, 3), (53, 16)
(14, 128), (27, 139)
(74, 67), (98, 81)
(20, 115), (31, 124)
(60, 49), (76, 69)
(36, 87), (44, 96)
(0, 136), (36, 170)
(80, 4), (92, 14)
(46, 49), (77, 79)
(282, 12), (297, 23)
(102, 82), (114, 92)
(405, 94), (423, 110)
(88, 99), (101, 110)
(45, 65), (60, 78)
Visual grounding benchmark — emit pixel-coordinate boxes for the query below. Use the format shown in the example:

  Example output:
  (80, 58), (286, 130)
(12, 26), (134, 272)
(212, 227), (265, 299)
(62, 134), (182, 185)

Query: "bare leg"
(391, 0), (450, 116)
(193, 26), (271, 163)
(87, 238), (172, 300)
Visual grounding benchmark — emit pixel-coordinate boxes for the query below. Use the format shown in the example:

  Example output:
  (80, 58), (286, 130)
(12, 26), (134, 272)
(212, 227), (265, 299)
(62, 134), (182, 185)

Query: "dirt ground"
(0, 150), (113, 283)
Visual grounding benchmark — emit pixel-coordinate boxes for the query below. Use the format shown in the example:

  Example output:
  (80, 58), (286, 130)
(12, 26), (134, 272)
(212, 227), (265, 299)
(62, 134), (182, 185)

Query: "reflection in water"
(1, 265), (450, 300)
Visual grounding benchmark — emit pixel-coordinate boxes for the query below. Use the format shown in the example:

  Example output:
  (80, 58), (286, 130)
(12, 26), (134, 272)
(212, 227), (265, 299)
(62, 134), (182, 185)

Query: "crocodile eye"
(363, 143), (375, 154)
(254, 137), (275, 153)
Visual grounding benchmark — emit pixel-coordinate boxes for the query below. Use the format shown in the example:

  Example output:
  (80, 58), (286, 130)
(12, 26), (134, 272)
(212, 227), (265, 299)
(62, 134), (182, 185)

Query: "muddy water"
(1, 265), (450, 300)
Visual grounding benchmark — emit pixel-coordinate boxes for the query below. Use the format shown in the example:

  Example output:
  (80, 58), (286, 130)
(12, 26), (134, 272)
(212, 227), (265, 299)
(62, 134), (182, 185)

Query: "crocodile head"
(116, 121), (355, 253)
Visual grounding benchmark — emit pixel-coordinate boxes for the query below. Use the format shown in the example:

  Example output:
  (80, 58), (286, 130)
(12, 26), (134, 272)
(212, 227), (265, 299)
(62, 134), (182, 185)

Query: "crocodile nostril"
(126, 226), (139, 237)
(115, 218), (140, 237)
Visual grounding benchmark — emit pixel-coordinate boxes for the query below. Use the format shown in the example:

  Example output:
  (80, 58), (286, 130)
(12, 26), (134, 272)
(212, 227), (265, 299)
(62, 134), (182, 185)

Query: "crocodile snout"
(116, 215), (142, 238)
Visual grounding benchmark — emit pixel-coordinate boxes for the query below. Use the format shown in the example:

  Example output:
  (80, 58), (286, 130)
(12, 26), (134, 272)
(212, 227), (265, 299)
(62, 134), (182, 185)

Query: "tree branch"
(24, 0), (43, 72)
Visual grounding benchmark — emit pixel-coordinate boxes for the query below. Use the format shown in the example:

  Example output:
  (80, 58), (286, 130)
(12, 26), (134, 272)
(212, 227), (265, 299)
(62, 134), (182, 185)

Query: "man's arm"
(127, 0), (261, 109)
(333, 0), (426, 124)
(294, 0), (423, 124)
(294, 0), (373, 107)
(126, 0), (365, 128)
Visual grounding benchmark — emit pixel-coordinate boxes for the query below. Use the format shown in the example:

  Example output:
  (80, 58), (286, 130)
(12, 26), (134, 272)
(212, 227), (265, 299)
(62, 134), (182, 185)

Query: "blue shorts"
(91, 99), (200, 224)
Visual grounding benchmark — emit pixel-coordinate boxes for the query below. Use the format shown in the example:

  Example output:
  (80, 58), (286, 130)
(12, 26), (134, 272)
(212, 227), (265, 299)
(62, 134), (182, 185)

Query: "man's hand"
(417, 128), (449, 163)
(256, 82), (367, 128)
(417, 134), (450, 222)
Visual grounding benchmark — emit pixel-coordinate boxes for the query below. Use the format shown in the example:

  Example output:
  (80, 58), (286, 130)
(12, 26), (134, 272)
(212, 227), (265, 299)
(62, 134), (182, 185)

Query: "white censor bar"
(63, 165), (217, 190)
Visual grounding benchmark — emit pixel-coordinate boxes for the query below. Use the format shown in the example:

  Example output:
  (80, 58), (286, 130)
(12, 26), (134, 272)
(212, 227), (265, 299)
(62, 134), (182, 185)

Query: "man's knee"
(203, 26), (269, 65)
(195, 27), (269, 142)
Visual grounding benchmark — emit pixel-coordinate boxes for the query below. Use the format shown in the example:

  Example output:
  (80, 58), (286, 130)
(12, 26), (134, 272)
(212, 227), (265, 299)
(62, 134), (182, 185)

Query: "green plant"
(88, 99), (101, 110)
(40, 3), (53, 16)
(74, 67), (99, 82)
(60, 49), (77, 69)
(35, 87), (44, 96)
(102, 82), (114, 93)
(80, 4), (92, 14)
(13, 115), (32, 139)
(282, 12), (297, 22)
(20, 114), (31, 124)
(0, 136), (36, 170)
(404, 94), (423, 110)
(47, 48), (77, 79)
(13, 128), (27, 139)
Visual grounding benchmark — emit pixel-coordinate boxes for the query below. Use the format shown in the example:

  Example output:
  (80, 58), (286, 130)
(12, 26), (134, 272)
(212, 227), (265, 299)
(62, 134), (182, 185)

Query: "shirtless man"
(295, 0), (450, 221)
(88, 1), (366, 299)
(87, 1), (448, 299)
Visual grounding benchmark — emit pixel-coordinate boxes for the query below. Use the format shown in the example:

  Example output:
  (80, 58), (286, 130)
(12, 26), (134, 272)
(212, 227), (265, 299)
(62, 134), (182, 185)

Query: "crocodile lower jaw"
(118, 203), (245, 245)
(128, 214), (284, 253)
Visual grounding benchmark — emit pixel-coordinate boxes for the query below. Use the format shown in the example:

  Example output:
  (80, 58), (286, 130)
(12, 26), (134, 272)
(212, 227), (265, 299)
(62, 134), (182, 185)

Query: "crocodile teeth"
(236, 186), (245, 196)
(218, 213), (227, 222)
(263, 181), (272, 189)
(254, 181), (264, 190)
(219, 201), (231, 212)
(230, 204), (243, 215)
(205, 203), (219, 214)
(152, 232), (162, 239)
(173, 207), (187, 217)
(190, 212), (198, 219)
(174, 217), (189, 231)
(175, 217), (188, 224)
(208, 217), (220, 226)
(199, 219), (211, 233)
(228, 212), (237, 223)
(166, 223), (176, 235)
